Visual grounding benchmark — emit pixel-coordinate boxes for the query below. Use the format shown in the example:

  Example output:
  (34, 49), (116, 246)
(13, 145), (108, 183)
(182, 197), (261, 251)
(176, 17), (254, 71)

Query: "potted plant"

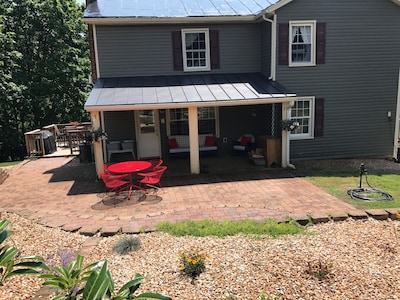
(281, 119), (300, 132)
(89, 127), (108, 142)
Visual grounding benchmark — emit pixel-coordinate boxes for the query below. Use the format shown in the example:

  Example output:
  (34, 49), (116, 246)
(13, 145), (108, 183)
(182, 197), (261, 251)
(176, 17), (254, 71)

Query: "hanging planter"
(281, 119), (300, 132)
(89, 127), (108, 142)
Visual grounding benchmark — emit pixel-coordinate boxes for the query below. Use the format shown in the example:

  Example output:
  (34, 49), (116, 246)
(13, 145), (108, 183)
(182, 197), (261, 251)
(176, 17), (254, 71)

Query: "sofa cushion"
(205, 136), (216, 146)
(240, 136), (252, 146)
(167, 138), (179, 149)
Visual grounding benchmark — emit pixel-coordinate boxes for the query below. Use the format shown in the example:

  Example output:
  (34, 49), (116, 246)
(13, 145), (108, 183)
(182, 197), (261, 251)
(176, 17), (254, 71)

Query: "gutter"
(84, 96), (297, 112)
(83, 15), (257, 25)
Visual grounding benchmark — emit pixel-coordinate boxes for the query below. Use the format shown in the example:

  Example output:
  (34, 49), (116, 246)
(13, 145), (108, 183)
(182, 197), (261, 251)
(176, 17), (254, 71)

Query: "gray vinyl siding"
(103, 111), (136, 141)
(276, 0), (400, 160)
(260, 22), (272, 77)
(96, 24), (262, 77)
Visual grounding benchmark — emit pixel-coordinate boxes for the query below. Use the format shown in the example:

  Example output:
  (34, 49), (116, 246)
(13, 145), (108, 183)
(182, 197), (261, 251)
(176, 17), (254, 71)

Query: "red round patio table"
(108, 160), (152, 199)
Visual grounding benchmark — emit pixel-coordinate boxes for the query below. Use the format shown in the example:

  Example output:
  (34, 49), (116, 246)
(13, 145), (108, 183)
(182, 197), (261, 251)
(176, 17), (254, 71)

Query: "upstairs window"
(289, 21), (316, 66)
(172, 29), (219, 71)
(182, 29), (211, 72)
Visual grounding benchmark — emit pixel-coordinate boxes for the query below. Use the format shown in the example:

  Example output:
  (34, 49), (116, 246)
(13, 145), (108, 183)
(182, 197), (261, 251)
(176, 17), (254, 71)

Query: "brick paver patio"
(0, 156), (357, 235)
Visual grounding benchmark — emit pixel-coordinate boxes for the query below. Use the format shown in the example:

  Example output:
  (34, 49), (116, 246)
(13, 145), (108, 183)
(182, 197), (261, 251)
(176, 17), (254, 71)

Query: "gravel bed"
(1, 212), (400, 299)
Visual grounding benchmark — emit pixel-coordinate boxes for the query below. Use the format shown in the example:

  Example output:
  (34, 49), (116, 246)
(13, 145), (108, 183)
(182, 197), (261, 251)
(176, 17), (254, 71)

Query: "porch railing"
(24, 122), (92, 157)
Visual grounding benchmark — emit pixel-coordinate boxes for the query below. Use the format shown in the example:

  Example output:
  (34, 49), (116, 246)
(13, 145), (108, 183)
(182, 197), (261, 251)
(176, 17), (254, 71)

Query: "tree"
(0, 0), (91, 160)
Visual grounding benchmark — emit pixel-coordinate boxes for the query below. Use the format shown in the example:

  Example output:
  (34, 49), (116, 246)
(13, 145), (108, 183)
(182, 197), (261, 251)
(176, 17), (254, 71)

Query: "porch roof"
(84, 73), (296, 111)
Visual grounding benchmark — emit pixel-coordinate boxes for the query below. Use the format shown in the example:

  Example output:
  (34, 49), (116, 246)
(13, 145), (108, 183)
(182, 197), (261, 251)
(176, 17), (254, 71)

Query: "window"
(169, 108), (189, 135)
(198, 107), (216, 134)
(182, 29), (210, 72)
(289, 21), (316, 66)
(167, 107), (218, 136)
(290, 97), (315, 139)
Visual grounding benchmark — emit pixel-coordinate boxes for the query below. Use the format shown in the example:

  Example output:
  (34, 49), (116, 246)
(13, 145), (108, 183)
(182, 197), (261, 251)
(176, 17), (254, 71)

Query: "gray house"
(83, 0), (400, 174)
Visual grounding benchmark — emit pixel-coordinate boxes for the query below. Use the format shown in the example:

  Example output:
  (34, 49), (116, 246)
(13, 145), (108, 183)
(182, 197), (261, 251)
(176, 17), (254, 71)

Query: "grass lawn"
(292, 168), (400, 210)
(0, 161), (21, 168)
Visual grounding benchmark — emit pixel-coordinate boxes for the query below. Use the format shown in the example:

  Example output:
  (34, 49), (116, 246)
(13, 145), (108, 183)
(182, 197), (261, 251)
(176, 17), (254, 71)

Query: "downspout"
(262, 13), (276, 81)
(393, 67), (400, 159)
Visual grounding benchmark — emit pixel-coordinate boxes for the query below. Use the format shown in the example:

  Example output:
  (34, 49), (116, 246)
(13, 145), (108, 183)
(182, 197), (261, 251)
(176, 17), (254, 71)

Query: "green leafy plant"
(39, 254), (98, 299)
(306, 259), (333, 280)
(178, 249), (208, 281)
(40, 254), (171, 300)
(280, 119), (300, 131)
(112, 236), (141, 255)
(0, 219), (45, 286)
(89, 127), (108, 142)
(106, 272), (171, 300)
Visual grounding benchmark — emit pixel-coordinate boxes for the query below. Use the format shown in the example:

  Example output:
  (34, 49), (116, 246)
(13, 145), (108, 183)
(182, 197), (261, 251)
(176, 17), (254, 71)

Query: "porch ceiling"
(84, 73), (296, 111)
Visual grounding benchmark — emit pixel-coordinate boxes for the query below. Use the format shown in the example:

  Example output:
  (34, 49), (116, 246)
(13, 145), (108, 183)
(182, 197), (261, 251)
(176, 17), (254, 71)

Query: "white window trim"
(181, 28), (211, 72)
(290, 96), (315, 140)
(289, 21), (316, 67)
(166, 107), (219, 136)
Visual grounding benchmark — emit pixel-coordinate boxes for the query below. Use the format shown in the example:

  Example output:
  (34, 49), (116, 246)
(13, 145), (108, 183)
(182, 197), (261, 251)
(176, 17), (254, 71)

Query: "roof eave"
(84, 96), (297, 112)
(83, 15), (257, 25)
(256, 0), (293, 17)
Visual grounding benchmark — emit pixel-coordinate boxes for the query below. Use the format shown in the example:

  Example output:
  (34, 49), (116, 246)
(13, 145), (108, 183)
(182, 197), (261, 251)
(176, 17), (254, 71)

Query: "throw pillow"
(205, 136), (216, 146)
(240, 136), (252, 146)
(167, 138), (179, 149)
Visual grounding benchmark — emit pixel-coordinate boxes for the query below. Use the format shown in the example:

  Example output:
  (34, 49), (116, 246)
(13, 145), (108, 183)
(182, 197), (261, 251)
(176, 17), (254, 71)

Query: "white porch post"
(281, 101), (295, 169)
(393, 67), (400, 159)
(90, 111), (104, 175)
(188, 106), (200, 174)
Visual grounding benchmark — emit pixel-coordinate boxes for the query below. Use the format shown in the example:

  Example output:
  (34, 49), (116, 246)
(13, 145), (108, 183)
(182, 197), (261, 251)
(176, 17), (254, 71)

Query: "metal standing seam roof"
(84, 0), (282, 18)
(84, 73), (296, 111)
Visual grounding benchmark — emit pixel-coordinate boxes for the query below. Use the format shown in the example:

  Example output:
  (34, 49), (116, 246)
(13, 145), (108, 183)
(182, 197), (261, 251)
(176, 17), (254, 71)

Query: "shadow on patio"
(43, 155), (294, 196)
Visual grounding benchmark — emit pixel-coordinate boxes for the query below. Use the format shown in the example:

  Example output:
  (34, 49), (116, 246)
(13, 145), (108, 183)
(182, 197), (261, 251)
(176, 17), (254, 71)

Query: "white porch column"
(281, 101), (296, 169)
(90, 111), (104, 175)
(188, 106), (200, 174)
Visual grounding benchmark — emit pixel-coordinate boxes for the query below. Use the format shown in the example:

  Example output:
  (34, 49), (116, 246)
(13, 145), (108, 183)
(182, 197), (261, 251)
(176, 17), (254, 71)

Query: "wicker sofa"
(167, 134), (218, 157)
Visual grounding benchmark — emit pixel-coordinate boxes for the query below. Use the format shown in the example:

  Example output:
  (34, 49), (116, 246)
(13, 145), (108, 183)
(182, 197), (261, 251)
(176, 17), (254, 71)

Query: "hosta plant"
(41, 255), (171, 300)
(0, 219), (45, 286)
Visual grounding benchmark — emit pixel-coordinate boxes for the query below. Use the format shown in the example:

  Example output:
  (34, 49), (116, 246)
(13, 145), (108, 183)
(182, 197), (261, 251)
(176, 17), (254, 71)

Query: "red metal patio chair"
(98, 172), (129, 196)
(137, 166), (167, 193)
(140, 158), (163, 173)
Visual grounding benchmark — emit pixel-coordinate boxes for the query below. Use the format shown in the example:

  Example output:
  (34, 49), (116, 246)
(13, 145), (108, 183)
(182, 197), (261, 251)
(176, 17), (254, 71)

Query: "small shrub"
(112, 236), (141, 254)
(306, 259), (333, 280)
(179, 249), (208, 281)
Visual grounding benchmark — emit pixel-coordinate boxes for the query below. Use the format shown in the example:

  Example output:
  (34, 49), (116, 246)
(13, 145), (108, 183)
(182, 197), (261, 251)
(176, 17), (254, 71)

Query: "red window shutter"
(210, 30), (220, 69)
(278, 23), (289, 65)
(314, 98), (324, 137)
(171, 31), (183, 71)
(316, 23), (326, 64)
